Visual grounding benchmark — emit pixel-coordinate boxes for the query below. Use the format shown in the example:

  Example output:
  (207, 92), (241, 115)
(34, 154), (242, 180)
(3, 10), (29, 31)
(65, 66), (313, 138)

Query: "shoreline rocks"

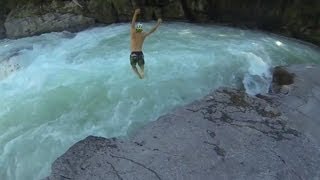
(0, 0), (318, 46)
(5, 12), (95, 38)
(46, 64), (320, 180)
(4, 1), (95, 38)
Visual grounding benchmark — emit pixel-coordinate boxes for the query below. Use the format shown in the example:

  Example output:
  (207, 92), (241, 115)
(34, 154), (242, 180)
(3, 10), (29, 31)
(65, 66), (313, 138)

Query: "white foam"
(276, 40), (283, 46)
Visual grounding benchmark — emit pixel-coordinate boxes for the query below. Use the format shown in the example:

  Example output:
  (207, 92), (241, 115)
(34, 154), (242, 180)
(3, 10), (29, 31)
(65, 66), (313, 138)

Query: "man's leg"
(132, 65), (142, 79)
(130, 54), (142, 79)
(139, 64), (144, 79)
(138, 55), (145, 79)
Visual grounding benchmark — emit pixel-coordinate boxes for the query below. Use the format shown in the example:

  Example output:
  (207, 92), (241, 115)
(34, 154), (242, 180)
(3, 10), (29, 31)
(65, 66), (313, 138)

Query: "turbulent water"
(0, 22), (320, 180)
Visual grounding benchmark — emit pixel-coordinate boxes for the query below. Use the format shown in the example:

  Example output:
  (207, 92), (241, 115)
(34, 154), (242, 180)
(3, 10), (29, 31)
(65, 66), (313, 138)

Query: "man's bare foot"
(140, 72), (144, 79)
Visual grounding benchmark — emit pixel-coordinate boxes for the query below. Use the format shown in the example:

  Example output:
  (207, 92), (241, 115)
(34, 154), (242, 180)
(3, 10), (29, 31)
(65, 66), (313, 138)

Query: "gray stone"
(272, 64), (320, 145)
(47, 64), (320, 180)
(5, 13), (94, 38)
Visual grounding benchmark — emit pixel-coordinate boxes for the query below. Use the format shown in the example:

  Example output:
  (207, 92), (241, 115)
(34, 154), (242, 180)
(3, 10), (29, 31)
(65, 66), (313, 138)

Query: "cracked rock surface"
(46, 64), (320, 180)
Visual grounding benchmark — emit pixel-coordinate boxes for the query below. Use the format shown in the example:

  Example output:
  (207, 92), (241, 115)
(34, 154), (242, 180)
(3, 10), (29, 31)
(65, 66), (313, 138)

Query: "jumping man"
(130, 8), (162, 79)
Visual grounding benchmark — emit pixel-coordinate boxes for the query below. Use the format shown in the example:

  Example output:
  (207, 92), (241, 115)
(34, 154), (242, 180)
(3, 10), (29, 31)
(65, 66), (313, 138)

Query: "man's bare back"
(130, 8), (162, 79)
(130, 30), (145, 52)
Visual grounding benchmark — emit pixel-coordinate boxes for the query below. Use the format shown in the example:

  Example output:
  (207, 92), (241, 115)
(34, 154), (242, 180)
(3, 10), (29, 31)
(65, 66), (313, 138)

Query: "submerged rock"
(46, 64), (320, 180)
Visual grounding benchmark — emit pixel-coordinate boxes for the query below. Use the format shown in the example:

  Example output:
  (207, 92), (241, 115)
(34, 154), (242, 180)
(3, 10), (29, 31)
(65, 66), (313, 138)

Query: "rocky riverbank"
(0, 0), (319, 45)
(46, 64), (320, 180)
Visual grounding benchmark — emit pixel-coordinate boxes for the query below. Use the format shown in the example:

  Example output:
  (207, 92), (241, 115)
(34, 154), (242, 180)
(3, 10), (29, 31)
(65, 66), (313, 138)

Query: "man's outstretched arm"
(144, 18), (162, 37)
(131, 9), (140, 29)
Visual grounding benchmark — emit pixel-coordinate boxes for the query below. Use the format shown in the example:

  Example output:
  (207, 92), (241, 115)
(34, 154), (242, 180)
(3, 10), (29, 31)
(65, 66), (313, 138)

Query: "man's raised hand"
(135, 8), (141, 15)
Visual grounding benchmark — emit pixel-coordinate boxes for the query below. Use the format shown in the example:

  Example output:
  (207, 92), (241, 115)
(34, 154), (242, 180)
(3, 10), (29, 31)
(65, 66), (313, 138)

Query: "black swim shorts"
(130, 51), (145, 66)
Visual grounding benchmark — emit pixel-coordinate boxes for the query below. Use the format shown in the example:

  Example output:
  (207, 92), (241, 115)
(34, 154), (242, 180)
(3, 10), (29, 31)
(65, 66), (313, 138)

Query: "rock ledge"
(46, 64), (320, 180)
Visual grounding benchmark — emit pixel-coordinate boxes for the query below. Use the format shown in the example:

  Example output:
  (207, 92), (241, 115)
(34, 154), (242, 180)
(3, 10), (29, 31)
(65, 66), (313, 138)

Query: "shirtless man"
(130, 8), (162, 79)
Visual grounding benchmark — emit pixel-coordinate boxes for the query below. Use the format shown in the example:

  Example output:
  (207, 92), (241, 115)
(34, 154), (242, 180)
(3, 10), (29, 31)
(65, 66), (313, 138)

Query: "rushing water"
(0, 22), (320, 180)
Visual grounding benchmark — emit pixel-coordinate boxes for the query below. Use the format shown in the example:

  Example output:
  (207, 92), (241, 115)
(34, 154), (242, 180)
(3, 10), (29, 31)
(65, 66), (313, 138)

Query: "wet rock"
(270, 66), (295, 94)
(111, 0), (133, 21)
(142, 7), (162, 21)
(86, 0), (117, 24)
(184, 0), (209, 21)
(0, 17), (5, 38)
(272, 67), (295, 86)
(47, 64), (320, 180)
(162, 1), (185, 20)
